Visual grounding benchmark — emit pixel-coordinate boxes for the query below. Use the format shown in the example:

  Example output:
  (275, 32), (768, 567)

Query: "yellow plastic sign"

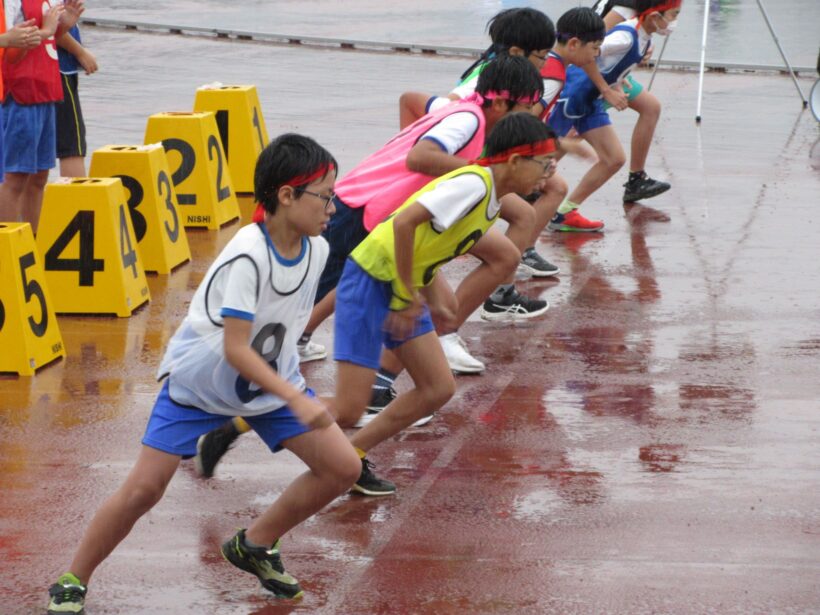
(0, 223), (65, 375)
(89, 144), (192, 274)
(36, 178), (151, 317)
(144, 111), (240, 229)
(193, 84), (269, 194)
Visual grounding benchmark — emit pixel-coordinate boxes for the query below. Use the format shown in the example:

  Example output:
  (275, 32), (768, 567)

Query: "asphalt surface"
(1, 25), (819, 615)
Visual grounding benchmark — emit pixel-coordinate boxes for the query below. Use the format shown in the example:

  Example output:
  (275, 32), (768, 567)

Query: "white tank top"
(157, 223), (328, 416)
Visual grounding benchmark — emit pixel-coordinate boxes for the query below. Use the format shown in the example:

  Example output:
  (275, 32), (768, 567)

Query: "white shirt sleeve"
(612, 5), (638, 19)
(598, 28), (635, 73)
(220, 256), (260, 319)
(415, 173), (489, 231)
(419, 111), (481, 155)
(542, 78), (563, 104)
(6, 1), (24, 26)
(449, 73), (478, 99)
(427, 96), (454, 113)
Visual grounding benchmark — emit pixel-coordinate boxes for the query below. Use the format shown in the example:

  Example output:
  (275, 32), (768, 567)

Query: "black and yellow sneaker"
(221, 529), (303, 599)
(350, 457), (396, 496)
(194, 420), (241, 478)
(47, 573), (86, 614)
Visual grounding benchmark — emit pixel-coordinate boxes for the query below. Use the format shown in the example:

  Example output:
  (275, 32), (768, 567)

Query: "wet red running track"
(1, 27), (819, 614)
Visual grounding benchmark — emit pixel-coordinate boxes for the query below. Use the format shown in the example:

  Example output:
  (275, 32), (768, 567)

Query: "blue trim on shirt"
(420, 135), (448, 153)
(258, 223), (307, 266)
(220, 307), (254, 321)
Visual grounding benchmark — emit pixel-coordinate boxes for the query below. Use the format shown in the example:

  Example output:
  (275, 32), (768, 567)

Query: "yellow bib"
(351, 165), (497, 310)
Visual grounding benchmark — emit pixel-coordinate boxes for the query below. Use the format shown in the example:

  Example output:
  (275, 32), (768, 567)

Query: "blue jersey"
(57, 25), (82, 74)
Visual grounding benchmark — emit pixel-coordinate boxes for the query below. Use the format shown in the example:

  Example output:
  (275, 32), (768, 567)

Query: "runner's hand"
(288, 392), (334, 429)
(603, 86), (628, 111)
(385, 295), (424, 341)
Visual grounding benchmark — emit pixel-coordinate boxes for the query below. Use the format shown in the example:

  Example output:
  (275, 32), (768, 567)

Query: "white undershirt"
(419, 111), (480, 155)
(416, 172), (498, 232)
(598, 19), (651, 74)
(612, 5), (638, 20)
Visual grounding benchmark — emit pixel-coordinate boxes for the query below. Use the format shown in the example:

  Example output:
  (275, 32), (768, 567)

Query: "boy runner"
(46, 135), (361, 613)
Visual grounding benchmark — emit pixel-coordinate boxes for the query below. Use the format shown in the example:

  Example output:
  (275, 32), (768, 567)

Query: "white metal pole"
(695, 0), (711, 123)
(755, 0), (808, 108)
(648, 34), (671, 91)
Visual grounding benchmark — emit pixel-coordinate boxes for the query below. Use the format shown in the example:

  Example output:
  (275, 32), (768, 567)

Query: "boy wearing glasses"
(46, 135), (361, 613)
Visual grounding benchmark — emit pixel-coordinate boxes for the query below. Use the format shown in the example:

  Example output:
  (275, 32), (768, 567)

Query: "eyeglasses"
(300, 189), (336, 211)
(529, 51), (548, 62)
(524, 156), (557, 173)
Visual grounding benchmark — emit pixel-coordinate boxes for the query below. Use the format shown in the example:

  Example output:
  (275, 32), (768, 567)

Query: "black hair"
(484, 112), (557, 157)
(474, 55), (544, 111)
(460, 8), (555, 81)
(556, 7), (606, 44)
(490, 8), (555, 55)
(254, 133), (337, 216)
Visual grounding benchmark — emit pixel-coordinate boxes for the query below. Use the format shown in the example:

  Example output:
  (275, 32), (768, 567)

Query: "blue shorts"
(548, 98), (612, 137)
(334, 258), (434, 369)
(142, 380), (311, 456)
(316, 196), (369, 302)
(2, 97), (56, 174)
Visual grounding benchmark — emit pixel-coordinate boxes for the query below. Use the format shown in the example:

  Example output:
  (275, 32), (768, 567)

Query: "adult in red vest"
(0, 3), (39, 184)
(0, 0), (84, 233)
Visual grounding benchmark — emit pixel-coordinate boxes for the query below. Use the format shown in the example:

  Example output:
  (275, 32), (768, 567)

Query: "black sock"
(629, 170), (645, 182)
(298, 332), (312, 345)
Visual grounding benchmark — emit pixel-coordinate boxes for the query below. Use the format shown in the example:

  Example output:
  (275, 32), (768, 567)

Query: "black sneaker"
(350, 458), (396, 496)
(623, 171), (671, 202)
(221, 529), (303, 599)
(47, 573), (86, 614)
(480, 286), (549, 321)
(355, 386), (398, 428)
(519, 247), (560, 277)
(195, 421), (241, 478)
(368, 385), (397, 411)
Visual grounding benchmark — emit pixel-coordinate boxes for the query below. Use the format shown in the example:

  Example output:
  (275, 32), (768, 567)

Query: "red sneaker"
(548, 209), (605, 232)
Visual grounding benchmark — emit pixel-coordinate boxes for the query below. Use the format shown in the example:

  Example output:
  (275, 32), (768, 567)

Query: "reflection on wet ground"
(1, 24), (819, 615)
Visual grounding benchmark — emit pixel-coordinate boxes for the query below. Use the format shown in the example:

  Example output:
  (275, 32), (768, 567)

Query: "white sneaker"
(411, 414), (434, 427)
(297, 339), (327, 363)
(354, 409), (434, 428)
(354, 409), (380, 428)
(439, 333), (485, 374)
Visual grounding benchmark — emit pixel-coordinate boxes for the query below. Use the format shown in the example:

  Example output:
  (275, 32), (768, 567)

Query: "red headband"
(253, 163), (335, 222)
(638, 0), (682, 26)
(471, 138), (558, 166)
